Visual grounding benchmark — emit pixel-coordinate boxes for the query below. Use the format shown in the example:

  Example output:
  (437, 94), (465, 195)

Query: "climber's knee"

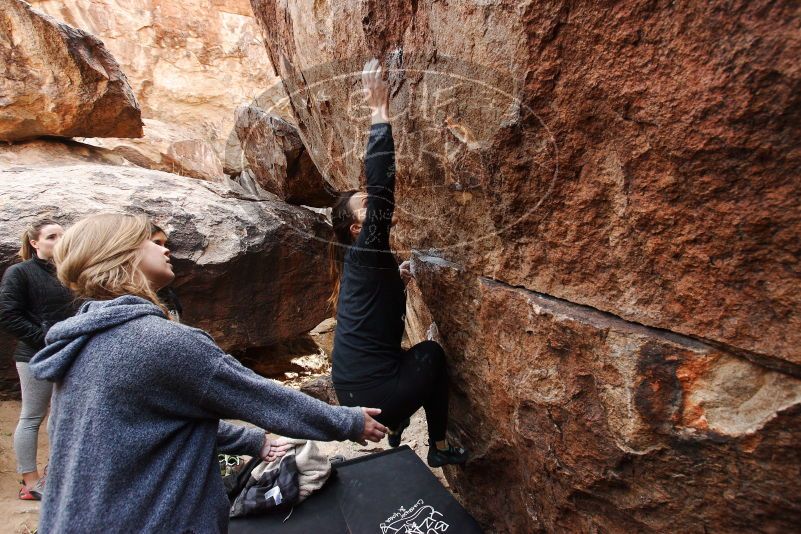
(414, 340), (446, 371)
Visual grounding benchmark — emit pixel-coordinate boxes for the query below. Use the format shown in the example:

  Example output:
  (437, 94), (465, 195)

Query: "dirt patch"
(0, 401), (45, 534)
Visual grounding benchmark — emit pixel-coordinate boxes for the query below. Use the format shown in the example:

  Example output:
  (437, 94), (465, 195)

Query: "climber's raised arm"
(364, 58), (390, 126)
(355, 59), (396, 252)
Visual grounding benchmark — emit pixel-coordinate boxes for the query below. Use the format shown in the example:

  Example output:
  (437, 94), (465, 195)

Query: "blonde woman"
(28, 213), (386, 533)
(0, 219), (74, 500)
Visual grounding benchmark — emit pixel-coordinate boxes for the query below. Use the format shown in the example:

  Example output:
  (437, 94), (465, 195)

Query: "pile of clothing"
(223, 438), (332, 518)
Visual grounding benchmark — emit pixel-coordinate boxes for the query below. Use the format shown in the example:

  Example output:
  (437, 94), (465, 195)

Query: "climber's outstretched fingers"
(362, 58), (389, 124)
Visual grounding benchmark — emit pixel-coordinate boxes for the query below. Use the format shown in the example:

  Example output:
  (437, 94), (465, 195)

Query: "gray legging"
(14, 362), (52, 474)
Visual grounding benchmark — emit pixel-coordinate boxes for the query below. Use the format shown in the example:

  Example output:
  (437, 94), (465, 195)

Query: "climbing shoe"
(427, 443), (469, 468)
(387, 417), (411, 448)
(18, 481), (43, 501)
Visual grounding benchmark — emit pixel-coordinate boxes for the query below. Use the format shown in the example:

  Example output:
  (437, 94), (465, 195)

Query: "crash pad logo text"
(380, 499), (450, 534)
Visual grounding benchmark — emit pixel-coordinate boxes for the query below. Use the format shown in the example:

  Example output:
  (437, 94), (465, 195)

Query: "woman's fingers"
(260, 435), (295, 461)
(359, 407), (387, 443)
(369, 419), (388, 434)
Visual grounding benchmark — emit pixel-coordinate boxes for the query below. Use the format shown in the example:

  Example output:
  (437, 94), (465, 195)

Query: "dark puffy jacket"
(0, 257), (75, 362)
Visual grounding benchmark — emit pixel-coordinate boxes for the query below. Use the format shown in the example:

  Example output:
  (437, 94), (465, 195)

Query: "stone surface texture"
(80, 119), (224, 181)
(251, 0), (801, 365)
(29, 0), (290, 157)
(231, 105), (334, 206)
(251, 0), (801, 531)
(0, 143), (335, 400)
(299, 375), (338, 406)
(411, 254), (801, 533)
(0, 0), (143, 141)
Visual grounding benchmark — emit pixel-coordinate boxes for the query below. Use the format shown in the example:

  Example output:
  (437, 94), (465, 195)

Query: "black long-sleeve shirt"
(332, 123), (407, 391)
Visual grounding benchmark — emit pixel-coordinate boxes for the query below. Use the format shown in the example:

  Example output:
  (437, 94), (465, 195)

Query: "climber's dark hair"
(328, 189), (359, 312)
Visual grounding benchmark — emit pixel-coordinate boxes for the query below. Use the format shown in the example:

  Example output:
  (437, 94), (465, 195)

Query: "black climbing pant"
(335, 340), (450, 443)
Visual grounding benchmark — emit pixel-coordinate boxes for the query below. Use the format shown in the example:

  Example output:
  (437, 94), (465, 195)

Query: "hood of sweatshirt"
(29, 295), (165, 382)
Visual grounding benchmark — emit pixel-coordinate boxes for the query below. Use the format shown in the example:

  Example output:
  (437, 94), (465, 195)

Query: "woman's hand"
(362, 58), (389, 125)
(357, 407), (387, 445)
(399, 260), (414, 286)
(260, 435), (292, 462)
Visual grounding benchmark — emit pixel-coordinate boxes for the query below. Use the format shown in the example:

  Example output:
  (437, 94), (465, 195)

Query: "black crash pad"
(228, 445), (482, 534)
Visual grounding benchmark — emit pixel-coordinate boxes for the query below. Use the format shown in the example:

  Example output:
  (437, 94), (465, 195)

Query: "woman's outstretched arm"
(155, 327), (387, 445)
(355, 59), (396, 253)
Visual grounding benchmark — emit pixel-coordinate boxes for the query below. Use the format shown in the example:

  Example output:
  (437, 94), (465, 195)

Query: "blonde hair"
(54, 213), (167, 314)
(18, 219), (60, 261)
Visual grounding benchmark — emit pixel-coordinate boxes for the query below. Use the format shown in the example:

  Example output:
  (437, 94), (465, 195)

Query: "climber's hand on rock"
(357, 407), (387, 445)
(362, 58), (389, 124)
(399, 260), (413, 285)
(261, 435), (292, 462)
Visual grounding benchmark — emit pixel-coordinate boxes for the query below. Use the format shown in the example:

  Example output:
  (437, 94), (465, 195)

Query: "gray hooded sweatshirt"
(29, 295), (364, 533)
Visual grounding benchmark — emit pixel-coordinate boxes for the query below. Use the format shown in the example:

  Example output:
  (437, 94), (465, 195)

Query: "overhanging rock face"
(0, 0), (143, 141)
(251, 0), (801, 364)
(29, 0), (288, 158)
(231, 105), (334, 207)
(248, 0), (801, 530)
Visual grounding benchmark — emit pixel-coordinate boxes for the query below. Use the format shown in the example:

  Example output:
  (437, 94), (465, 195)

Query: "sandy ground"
(0, 399), (449, 533)
(0, 401), (44, 534)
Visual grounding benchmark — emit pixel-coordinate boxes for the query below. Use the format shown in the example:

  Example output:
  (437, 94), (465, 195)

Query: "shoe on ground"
(18, 481), (42, 501)
(427, 443), (469, 467)
(387, 417), (411, 448)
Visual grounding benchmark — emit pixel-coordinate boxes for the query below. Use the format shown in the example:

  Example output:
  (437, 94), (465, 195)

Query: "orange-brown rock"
(411, 254), (801, 533)
(232, 105), (334, 207)
(30, 0), (290, 157)
(250, 0), (801, 367)
(299, 375), (338, 406)
(80, 119), (224, 181)
(250, 0), (801, 530)
(0, 138), (131, 167)
(0, 0), (142, 141)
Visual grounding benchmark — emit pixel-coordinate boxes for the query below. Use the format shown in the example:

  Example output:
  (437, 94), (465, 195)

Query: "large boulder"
(0, 0), (143, 141)
(80, 119), (224, 181)
(411, 253), (801, 533)
(0, 141), (335, 399)
(250, 0), (801, 530)
(250, 0), (801, 366)
(231, 105), (334, 207)
(30, 0), (290, 157)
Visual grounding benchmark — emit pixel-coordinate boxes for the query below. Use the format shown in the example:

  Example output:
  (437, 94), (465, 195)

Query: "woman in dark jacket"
(0, 219), (74, 500)
(329, 60), (468, 467)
